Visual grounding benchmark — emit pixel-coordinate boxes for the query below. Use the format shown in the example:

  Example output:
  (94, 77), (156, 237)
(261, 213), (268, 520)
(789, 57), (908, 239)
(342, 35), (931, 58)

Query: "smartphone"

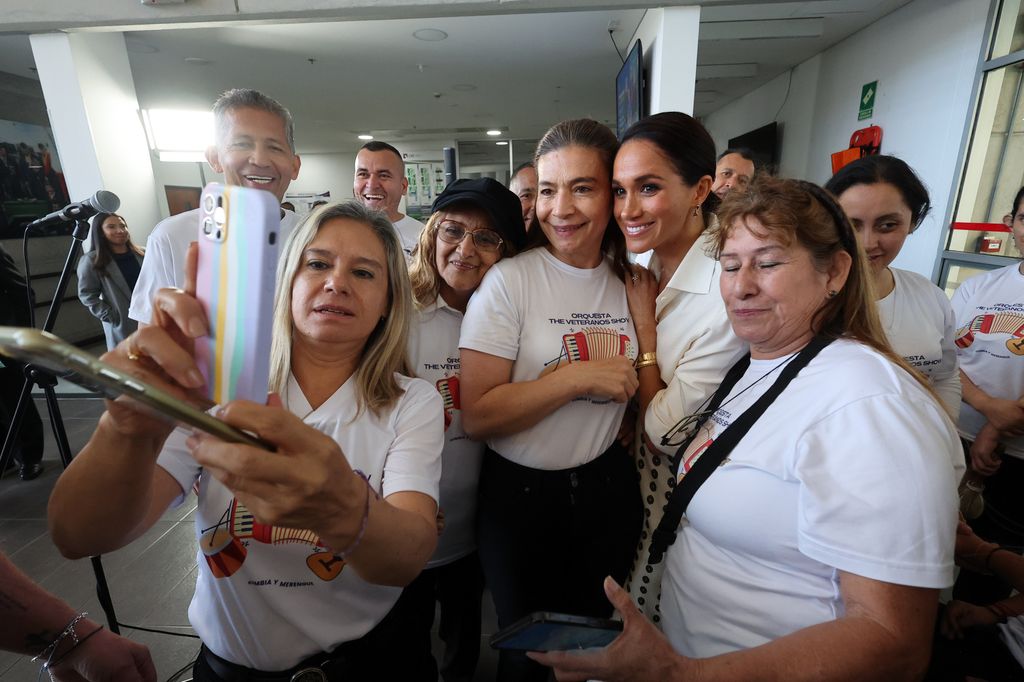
(490, 612), (623, 652)
(0, 327), (273, 451)
(196, 182), (280, 404)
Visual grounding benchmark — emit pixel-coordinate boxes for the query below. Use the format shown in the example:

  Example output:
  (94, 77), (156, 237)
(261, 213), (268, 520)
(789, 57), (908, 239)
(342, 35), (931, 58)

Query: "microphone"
(27, 190), (121, 229)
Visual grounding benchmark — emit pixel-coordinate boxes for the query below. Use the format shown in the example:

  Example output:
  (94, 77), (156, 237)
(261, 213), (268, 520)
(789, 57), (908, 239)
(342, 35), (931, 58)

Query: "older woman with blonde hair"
(48, 201), (444, 680)
(533, 176), (964, 682)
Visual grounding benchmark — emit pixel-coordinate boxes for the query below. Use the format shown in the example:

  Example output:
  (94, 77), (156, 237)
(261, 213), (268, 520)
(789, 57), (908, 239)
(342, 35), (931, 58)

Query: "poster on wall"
(0, 119), (70, 238)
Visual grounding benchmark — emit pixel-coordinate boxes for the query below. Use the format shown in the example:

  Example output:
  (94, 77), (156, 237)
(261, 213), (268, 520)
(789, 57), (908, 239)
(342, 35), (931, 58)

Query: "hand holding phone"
(0, 326), (272, 450)
(490, 612), (623, 652)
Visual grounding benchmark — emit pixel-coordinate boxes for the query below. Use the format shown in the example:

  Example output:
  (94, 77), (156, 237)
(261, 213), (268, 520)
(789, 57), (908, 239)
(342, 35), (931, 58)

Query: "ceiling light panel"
(696, 63), (759, 79)
(701, 18), (824, 41)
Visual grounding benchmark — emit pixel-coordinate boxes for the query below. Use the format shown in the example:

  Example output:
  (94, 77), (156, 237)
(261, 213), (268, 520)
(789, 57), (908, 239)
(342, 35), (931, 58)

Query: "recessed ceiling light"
(496, 141), (508, 146)
(452, 84), (477, 92)
(358, 134), (374, 140)
(486, 130), (502, 136)
(413, 28), (448, 42)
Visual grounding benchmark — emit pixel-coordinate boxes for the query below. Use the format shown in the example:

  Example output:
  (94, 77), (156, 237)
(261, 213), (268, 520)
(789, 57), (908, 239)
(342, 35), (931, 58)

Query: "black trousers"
(0, 360), (42, 467)
(191, 591), (415, 682)
(477, 441), (642, 682)
(384, 552), (486, 682)
(955, 443), (1024, 605)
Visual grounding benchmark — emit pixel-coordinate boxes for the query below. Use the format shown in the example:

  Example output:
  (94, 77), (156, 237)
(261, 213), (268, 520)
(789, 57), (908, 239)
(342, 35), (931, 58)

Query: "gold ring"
(126, 338), (141, 361)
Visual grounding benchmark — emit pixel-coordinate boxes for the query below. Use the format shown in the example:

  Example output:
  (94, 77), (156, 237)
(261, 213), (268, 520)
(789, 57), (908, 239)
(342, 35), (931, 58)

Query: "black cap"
(431, 178), (527, 252)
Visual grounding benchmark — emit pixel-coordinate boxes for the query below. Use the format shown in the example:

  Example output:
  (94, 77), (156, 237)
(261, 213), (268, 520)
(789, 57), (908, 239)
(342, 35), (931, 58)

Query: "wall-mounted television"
(727, 122), (780, 173)
(616, 40), (644, 139)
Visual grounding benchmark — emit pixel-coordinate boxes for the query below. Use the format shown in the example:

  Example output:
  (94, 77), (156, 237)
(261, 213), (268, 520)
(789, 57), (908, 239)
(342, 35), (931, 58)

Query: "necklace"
(661, 350), (801, 448)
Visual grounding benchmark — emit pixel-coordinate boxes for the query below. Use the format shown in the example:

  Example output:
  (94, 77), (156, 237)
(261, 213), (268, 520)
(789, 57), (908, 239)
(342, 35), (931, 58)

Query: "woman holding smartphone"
(611, 112), (746, 621)
(460, 118), (642, 682)
(395, 177), (526, 681)
(48, 202), (444, 680)
(77, 212), (145, 350)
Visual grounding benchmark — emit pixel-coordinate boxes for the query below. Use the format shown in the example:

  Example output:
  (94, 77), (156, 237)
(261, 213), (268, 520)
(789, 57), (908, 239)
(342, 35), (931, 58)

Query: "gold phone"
(0, 327), (273, 451)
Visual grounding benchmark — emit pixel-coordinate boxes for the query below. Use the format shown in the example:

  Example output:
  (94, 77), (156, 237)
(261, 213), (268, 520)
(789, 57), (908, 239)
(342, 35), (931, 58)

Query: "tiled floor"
(0, 395), (500, 681)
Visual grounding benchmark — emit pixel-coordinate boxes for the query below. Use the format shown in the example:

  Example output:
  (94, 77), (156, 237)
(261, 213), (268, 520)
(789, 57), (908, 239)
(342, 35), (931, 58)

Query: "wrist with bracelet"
(634, 351), (658, 371)
(329, 469), (377, 561)
(32, 612), (103, 681)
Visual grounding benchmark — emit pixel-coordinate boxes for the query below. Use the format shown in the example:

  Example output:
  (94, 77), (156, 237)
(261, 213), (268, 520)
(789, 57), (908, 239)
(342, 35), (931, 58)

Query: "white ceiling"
(0, 0), (913, 157)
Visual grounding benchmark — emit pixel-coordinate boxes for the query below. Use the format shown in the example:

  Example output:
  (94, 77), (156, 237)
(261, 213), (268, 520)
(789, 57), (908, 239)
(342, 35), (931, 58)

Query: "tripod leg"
(90, 556), (120, 634)
(43, 384), (73, 469)
(0, 375), (34, 477)
(41, 385), (120, 633)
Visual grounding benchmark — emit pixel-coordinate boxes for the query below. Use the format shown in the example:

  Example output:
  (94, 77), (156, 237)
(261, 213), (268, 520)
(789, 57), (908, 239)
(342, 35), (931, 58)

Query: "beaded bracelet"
(334, 470), (376, 561)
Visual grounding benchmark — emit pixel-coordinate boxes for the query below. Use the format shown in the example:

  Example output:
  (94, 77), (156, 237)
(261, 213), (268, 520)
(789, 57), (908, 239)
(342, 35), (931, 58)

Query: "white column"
(30, 32), (160, 242)
(632, 6), (701, 116)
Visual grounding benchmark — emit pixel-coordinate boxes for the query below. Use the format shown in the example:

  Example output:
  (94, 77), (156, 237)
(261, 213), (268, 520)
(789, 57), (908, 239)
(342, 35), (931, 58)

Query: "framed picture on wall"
(165, 185), (202, 216)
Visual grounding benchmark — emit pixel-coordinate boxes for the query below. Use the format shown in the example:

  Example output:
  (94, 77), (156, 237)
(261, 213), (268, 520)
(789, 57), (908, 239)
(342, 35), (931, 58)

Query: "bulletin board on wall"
(405, 161), (446, 220)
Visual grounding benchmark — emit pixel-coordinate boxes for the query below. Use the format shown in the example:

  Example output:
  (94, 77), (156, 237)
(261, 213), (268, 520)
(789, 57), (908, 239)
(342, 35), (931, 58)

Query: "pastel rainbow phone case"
(196, 182), (281, 405)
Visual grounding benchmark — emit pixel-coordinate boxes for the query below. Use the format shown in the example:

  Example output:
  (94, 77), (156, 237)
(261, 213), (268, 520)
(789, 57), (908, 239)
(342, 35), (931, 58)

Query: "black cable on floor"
(117, 622), (200, 639)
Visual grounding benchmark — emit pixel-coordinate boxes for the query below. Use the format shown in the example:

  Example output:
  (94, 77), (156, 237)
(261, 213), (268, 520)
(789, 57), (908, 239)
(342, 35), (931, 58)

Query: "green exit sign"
(859, 81), (877, 121)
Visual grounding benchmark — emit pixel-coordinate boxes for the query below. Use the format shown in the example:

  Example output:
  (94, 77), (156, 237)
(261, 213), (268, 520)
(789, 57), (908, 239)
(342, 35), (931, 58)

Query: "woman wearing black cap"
(460, 120), (642, 682)
(395, 178), (527, 681)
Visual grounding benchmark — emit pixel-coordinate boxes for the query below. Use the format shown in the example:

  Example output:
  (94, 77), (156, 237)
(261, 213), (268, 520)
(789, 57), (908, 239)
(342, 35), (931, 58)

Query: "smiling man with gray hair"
(129, 88), (302, 325)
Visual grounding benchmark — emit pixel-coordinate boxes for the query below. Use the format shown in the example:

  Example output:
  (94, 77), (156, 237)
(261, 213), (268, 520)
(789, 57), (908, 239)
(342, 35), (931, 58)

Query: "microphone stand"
(0, 217), (120, 634)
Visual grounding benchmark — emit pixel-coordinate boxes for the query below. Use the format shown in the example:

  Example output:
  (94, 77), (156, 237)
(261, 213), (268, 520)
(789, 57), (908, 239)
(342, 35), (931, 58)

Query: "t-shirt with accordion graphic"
(460, 247), (637, 470)
(409, 296), (483, 568)
(952, 263), (1024, 458)
(156, 372), (443, 671)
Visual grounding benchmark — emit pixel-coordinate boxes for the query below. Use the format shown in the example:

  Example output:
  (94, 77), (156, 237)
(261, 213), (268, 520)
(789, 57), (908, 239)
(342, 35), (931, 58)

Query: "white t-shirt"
(129, 208), (299, 324)
(643, 232), (747, 447)
(459, 247), (637, 469)
(393, 214), (426, 259)
(156, 372), (443, 670)
(661, 339), (962, 658)
(408, 296), (483, 567)
(952, 263), (1024, 458)
(877, 267), (961, 419)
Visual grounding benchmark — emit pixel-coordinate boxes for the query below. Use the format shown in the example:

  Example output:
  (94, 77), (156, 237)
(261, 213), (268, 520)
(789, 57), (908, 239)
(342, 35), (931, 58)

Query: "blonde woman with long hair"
(49, 201), (444, 680)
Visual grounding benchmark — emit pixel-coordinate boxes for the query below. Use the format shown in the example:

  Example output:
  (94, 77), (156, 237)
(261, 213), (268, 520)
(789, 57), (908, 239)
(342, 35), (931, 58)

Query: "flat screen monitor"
(727, 122), (780, 173)
(616, 40), (643, 139)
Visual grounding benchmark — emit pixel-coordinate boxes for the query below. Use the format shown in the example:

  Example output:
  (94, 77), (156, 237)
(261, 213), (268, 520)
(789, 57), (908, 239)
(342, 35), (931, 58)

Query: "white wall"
(631, 7), (700, 116)
(31, 33), (161, 245)
(702, 0), (988, 280)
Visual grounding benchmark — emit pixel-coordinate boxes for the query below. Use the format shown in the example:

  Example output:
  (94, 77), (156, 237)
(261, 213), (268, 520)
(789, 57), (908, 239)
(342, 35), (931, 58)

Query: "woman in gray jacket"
(77, 213), (144, 349)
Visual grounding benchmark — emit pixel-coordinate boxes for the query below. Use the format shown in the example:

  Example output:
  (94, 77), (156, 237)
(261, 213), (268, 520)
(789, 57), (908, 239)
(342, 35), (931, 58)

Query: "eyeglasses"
(660, 410), (713, 449)
(437, 221), (503, 252)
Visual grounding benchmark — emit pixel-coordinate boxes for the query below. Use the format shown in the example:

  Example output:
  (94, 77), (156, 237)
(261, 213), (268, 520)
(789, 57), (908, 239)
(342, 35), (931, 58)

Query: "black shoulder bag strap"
(647, 335), (834, 565)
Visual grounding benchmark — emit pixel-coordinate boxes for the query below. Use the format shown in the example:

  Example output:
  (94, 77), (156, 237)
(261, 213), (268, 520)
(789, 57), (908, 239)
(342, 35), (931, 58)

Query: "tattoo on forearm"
(0, 589), (27, 613)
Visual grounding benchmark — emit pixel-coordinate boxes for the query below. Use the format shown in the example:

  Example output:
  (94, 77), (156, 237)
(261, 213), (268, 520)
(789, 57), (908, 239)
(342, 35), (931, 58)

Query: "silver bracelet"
(31, 612), (88, 664)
